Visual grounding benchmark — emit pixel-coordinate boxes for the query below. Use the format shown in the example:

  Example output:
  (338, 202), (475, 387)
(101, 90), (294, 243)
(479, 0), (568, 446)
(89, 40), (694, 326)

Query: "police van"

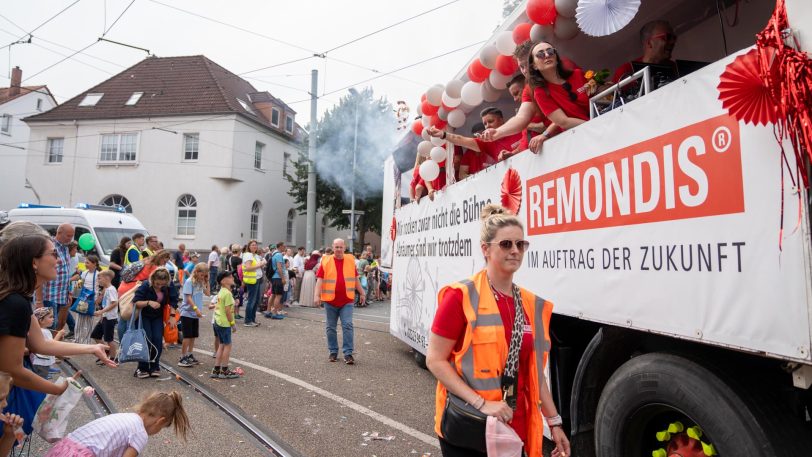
(7, 203), (149, 266)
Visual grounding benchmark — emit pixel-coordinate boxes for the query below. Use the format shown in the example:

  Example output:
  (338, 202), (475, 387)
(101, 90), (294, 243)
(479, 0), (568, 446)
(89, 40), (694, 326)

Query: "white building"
(0, 66), (57, 210)
(23, 55), (342, 252)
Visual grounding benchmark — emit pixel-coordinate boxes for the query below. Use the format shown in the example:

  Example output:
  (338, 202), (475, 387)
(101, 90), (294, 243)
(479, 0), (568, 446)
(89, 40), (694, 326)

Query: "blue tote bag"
(119, 309), (150, 363)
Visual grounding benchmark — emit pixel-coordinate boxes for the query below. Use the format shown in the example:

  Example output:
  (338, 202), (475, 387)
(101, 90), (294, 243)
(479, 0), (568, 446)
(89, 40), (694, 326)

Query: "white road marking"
(193, 348), (440, 449)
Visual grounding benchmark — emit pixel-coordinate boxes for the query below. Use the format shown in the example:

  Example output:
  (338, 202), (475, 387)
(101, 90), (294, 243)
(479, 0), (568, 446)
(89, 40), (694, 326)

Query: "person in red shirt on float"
(314, 238), (365, 365)
(457, 123), (489, 180)
(409, 156), (428, 203)
(427, 107), (521, 170)
(612, 20), (678, 84)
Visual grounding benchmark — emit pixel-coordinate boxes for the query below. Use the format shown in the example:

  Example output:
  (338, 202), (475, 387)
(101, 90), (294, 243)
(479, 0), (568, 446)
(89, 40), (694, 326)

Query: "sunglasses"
(534, 48), (557, 59)
(41, 250), (58, 259)
(486, 239), (530, 252)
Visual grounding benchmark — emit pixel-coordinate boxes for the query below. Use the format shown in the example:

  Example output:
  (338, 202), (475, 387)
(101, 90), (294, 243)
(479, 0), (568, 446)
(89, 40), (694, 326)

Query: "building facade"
(23, 55), (341, 251)
(0, 66), (57, 210)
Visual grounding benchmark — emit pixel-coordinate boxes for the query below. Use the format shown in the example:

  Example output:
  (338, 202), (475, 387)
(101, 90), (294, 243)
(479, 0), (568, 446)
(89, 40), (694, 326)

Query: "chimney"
(9, 66), (22, 97)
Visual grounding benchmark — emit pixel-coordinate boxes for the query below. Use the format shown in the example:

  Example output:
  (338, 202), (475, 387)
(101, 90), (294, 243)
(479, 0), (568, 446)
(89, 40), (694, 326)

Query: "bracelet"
(541, 131), (551, 139)
(545, 414), (563, 427)
(442, 131), (447, 140)
(229, 321), (236, 326)
(472, 395), (485, 410)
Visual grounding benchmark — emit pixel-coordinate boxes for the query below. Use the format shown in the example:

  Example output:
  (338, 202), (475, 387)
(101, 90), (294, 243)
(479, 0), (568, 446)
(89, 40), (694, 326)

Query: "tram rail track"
(59, 358), (116, 417)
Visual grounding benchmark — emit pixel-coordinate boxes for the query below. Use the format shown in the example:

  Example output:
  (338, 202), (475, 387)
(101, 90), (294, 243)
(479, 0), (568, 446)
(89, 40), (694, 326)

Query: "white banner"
(389, 50), (812, 362)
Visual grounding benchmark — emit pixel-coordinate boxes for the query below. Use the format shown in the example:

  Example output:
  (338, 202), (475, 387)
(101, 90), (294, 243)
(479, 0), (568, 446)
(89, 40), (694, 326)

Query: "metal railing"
(589, 66), (651, 119)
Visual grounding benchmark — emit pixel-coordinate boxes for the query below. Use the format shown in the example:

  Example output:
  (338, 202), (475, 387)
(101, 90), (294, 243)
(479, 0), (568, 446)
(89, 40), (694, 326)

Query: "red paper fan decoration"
(717, 49), (779, 126)
(390, 216), (397, 241)
(501, 168), (522, 215)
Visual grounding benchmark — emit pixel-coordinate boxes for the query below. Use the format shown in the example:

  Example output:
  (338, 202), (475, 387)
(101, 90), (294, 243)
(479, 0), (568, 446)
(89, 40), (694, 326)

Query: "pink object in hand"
(486, 416), (523, 457)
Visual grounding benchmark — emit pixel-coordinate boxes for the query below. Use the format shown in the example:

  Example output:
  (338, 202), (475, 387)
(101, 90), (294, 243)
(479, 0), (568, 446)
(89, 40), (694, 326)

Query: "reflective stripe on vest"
(320, 255), (357, 302)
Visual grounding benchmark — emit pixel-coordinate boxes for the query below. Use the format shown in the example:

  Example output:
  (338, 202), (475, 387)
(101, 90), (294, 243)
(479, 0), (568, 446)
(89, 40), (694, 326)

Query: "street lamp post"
(348, 88), (359, 252)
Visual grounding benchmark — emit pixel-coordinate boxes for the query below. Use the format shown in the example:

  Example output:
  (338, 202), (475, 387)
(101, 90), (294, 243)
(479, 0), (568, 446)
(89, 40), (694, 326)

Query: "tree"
(285, 88), (396, 250)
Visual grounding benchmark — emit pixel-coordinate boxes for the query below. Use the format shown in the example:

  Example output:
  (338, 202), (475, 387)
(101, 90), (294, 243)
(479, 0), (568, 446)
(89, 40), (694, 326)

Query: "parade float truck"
(381, 0), (811, 455)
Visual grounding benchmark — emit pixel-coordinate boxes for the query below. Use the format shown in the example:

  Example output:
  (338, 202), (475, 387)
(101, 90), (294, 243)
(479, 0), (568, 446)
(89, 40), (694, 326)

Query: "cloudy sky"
(1, 0), (509, 122)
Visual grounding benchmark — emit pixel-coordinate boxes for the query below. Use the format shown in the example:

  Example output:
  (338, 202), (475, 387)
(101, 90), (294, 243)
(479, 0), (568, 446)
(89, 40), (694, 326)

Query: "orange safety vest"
(433, 269), (553, 457)
(319, 254), (358, 302)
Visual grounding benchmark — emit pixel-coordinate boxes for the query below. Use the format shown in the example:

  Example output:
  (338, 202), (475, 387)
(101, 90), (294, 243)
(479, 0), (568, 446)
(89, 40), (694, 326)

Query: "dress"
(74, 270), (98, 345)
(298, 269), (317, 307)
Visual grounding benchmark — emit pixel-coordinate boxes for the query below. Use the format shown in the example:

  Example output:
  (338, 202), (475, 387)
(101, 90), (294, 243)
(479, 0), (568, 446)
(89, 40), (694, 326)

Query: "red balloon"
(467, 59), (491, 83)
(421, 100), (439, 116)
(512, 23), (532, 44)
(495, 54), (519, 76)
(526, 0), (557, 25)
(412, 119), (423, 136)
(429, 113), (447, 129)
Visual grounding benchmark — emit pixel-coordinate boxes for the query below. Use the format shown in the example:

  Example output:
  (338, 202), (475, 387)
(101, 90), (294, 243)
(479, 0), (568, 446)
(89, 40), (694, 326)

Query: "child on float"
(178, 263), (207, 367)
(44, 390), (189, 457)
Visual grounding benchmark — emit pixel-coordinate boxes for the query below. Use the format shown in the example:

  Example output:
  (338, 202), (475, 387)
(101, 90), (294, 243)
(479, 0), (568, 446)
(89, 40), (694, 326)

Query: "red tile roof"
(25, 55), (297, 139)
(0, 85), (49, 105)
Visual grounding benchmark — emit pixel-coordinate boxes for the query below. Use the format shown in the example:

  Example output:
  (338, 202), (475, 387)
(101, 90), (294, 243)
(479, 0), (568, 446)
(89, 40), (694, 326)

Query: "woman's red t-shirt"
(533, 68), (590, 123)
(432, 288), (535, 443)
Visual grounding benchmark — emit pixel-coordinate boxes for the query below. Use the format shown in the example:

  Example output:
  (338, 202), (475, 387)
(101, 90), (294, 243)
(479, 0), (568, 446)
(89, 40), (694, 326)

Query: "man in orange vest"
(314, 238), (366, 364)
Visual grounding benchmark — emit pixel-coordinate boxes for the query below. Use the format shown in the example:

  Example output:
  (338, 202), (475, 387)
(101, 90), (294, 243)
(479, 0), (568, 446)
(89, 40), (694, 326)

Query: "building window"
(250, 200), (261, 240)
(176, 194), (197, 236)
(285, 115), (293, 133)
(271, 108), (280, 127)
(78, 93), (103, 106)
(100, 194), (132, 213)
(46, 138), (64, 163)
(286, 209), (296, 244)
(282, 152), (290, 176)
(237, 98), (256, 115)
(99, 133), (138, 163)
(254, 142), (264, 170)
(1, 114), (10, 134)
(36, 99), (43, 111)
(125, 92), (143, 106)
(183, 133), (199, 161)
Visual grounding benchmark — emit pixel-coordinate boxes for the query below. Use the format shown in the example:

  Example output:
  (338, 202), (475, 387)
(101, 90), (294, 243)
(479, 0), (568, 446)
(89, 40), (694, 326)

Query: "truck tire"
(414, 350), (427, 369)
(595, 353), (808, 457)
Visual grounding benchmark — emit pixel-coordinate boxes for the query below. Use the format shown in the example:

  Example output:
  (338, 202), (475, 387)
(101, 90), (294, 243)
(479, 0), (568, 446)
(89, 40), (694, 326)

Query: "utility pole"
(347, 88), (360, 253)
(305, 69), (318, 252)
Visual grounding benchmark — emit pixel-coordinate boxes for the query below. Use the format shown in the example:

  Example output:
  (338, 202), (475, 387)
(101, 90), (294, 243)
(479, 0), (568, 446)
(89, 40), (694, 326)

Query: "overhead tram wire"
(3, 0), (82, 47)
(103, 0), (137, 37)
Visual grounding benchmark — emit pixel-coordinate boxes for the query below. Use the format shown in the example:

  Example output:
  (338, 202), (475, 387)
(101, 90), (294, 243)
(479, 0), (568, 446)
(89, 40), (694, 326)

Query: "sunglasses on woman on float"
(486, 239), (531, 252)
(534, 48), (557, 59)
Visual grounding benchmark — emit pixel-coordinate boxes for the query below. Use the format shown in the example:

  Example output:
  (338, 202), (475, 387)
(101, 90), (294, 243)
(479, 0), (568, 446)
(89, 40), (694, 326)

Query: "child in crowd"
(31, 308), (66, 378)
(74, 255), (100, 345)
(44, 390), (189, 457)
(209, 295), (220, 357)
(91, 270), (119, 365)
(179, 263), (207, 367)
(211, 271), (238, 379)
(0, 372), (24, 456)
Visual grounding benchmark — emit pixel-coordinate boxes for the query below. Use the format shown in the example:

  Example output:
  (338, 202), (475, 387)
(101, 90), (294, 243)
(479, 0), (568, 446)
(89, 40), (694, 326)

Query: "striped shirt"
(42, 238), (72, 304)
(67, 413), (148, 457)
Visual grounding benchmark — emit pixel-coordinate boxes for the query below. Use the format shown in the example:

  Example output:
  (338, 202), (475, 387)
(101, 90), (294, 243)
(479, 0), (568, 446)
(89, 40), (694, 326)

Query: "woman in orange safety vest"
(427, 204), (570, 457)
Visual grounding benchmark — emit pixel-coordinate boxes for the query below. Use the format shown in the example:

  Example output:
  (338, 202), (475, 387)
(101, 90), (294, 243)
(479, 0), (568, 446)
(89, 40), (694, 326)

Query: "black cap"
(216, 270), (232, 284)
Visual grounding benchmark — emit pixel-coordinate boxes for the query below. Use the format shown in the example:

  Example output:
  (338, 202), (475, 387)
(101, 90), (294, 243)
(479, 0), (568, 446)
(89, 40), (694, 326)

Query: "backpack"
(237, 264), (244, 281)
(120, 261), (145, 283)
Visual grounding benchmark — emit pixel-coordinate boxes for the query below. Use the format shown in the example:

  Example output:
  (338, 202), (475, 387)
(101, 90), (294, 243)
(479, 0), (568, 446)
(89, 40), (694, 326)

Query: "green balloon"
(78, 233), (95, 251)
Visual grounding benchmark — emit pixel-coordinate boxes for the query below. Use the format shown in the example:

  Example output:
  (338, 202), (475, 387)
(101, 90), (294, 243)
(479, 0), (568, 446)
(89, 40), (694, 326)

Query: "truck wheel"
(595, 353), (806, 457)
(414, 350), (427, 369)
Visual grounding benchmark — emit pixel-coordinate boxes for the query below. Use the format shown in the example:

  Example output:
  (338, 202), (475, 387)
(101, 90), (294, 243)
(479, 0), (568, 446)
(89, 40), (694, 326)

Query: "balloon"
(489, 70), (513, 90)
(527, 0), (557, 25)
(430, 136), (446, 147)
(412, 119), (423, 136)
(461, 81), (484, 106)
(78, 233), (95, 251)
(426, 84), (444, 106)
(420, 93), (427, 103)
(430, 146), (447, 163)
(479, 45), (500, 69)
(421, 100), (438, 116)
(419, 160), (440, 182)
(513, 23), (532, 44)
(441, 91), (461, 109)
(555, 0), (577, 18)
(531, 23), (554, 42)
(447, 109), (466, 128)
(481, 79), (502, 103)
(430, 113), (447, 129)
(438, 107), (449, 121)
(467, 59), (490, 83)
(495, 54), (519, 76)
(417, 141), (433, 158)
(554, 15), (579, 40)
(495, 31), (516, 56)
(421, 129), (431, 141)
(445, 79), (464, 99)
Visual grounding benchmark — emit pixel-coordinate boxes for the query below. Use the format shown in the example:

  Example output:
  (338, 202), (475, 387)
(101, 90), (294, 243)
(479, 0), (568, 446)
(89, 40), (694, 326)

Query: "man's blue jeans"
(43, 300), (75, 332)
(324, 303), (353, 356)
(244, 278), (263, 324)
(209, 266), (219, 292)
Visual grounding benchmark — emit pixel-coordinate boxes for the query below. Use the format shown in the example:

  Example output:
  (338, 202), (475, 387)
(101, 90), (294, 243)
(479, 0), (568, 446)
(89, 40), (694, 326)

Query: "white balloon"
(430, 135), (446, 147)
(481, 79), (502, 102)
(479, 45), (500, 69)
(417, 141), (433, 158)
(531, 24), (554, 42)
(447, 109), (466, 128)
(495, 31), (516, 56)
(421, 129), (431, 141)
(419, 160), (440, 182)
(555, 0), (578, 18)
(430, 146), (446, 163)
(415, 103), (423, 117)
(426, 84), (444, 106)
(438, 107), (449, 121)
(554, 16), (579, 40)
(489, 70), (513, 90)
(445, 79), (464, 99)
(421, 116), (431, 127)
(460, 81), (484, 106)
(442, 91), (461, 108)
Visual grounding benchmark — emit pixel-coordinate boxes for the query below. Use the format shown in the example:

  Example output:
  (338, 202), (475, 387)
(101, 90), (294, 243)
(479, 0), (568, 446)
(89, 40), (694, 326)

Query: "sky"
(1, 0), (509, 123)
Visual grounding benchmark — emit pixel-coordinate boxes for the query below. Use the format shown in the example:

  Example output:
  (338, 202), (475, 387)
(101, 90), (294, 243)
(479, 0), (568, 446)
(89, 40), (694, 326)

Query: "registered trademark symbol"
(712, 126), (732, 153)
